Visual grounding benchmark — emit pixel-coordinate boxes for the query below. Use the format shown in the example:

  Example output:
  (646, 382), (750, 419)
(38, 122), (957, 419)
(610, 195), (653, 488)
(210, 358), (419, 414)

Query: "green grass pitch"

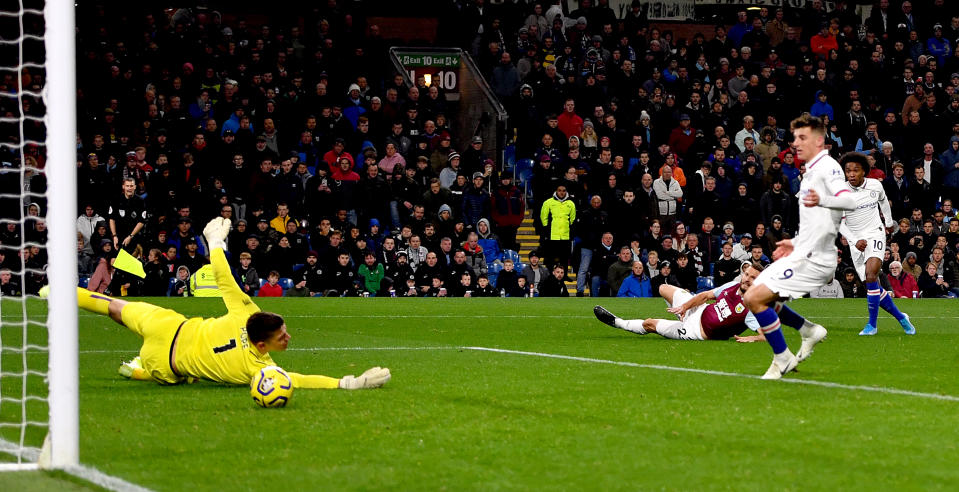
(2, 297), (959, 490)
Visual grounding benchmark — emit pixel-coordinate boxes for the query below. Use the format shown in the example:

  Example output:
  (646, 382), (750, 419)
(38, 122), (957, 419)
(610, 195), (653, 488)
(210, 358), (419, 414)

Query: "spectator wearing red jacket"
(557, 98), (583, 139)
(810, 24), (838, 59)
(887, 261), (919, 298)
(258, 270), (284, 297)
(490, 173), (526, 251)
(667, 114), (696, 160)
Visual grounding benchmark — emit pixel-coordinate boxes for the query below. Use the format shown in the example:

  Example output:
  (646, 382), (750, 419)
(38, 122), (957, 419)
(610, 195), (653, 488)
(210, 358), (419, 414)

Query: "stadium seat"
(489, 262), (504, 275)
(279, 278), (293, 290)
(292, 263), (305, 274)
(503, 144), (516, 171)
(515, 158), (534, 187)
(502, 249), (521, 265)
(78, 276), (89, 288)
(259, 278), (267, 288)
(627, 157), (640, 174)
(696, 276), (715, 293)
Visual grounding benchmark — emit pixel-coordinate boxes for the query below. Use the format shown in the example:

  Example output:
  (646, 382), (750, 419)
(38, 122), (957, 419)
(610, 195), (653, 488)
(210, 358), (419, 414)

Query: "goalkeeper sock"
(77, 287), (113, 315)
(878, 289), (907, 321)
(618, 319), (647, 334)
(755, 308), (788, 354)
(774, 303), (808, 331)
(866, 281), (881, 327)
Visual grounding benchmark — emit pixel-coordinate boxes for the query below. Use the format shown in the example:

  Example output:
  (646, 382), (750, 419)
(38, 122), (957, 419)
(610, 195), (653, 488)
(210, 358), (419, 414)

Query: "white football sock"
(618, 319), (647, 334)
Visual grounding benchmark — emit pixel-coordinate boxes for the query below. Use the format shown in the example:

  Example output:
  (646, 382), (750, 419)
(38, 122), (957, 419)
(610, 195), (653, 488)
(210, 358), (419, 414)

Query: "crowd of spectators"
(3, 1), (959, 299)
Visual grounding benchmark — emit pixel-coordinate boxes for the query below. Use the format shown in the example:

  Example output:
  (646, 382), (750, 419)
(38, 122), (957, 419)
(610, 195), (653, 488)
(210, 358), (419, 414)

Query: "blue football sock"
(775, 303), (806, 330)
(866, 281), (881, 327)
(878, 289), (907, 321)
(755, 308), (788, 354)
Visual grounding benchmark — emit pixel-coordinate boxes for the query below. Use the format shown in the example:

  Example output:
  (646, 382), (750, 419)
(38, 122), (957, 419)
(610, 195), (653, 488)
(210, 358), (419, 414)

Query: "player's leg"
(78, 287), (186, 383)
(77, 287), (133, 327)
(593, 305), (648, 334)
(658, 284), (681, 305)
(743, 282), (798, 379)
(861, 256), (915, 334)
(643, 319), (685, 339)
(773, 301), (827, 361)
(774, 302), (825, 334)
(119, 302), (187, 384)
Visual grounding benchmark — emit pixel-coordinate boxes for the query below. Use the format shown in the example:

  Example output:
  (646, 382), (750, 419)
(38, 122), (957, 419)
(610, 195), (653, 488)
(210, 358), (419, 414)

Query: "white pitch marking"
(4, 314), (958, 321)
(73, 346), (459, 355)
(462, 346), (959, 402)
(0, 438), (152, 491)
(53, 346), (959, 402)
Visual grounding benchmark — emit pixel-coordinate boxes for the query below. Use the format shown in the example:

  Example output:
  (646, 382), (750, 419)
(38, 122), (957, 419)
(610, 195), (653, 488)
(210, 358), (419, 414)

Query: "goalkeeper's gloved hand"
(338, 366), (391, 389)
(202, 217), (232, 251)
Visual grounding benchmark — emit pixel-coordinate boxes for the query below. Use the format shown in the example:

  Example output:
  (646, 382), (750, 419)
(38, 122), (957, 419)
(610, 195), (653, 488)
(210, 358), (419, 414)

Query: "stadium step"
(518, 209), (540, 261)
(518, 209), (589, 295)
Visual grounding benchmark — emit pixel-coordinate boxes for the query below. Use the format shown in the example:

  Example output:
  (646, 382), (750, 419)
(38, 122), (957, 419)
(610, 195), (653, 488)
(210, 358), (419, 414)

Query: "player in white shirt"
(838, 153), (916, 336)
(742, 114), (859, 379)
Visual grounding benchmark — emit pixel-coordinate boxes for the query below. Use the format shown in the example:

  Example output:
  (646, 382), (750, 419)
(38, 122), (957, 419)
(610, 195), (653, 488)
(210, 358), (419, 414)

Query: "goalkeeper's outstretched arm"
(287, 367), (391, 389)
(204, 217), (260, 316)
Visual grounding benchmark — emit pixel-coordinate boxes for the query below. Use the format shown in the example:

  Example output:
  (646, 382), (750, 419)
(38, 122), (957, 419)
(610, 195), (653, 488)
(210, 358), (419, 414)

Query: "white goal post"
(44, 0), (79, 470)
(0, 0), (77, 471)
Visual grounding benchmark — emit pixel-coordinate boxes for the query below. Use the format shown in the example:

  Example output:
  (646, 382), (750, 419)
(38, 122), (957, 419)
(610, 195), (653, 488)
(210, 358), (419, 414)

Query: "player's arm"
(204, 218), (260, 315)
(735, 312), (765, 343)
(806, 171), (857, 210)
(287, 367), (391, 390)
(667, 290), (715, 317)
(877, 191), (896, 230)
(287, 372), (341, 389)
(839, 219), (866, 252)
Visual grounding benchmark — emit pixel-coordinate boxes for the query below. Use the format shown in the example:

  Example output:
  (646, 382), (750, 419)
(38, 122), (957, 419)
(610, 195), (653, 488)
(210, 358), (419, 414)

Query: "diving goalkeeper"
(76, 217), (390, 390)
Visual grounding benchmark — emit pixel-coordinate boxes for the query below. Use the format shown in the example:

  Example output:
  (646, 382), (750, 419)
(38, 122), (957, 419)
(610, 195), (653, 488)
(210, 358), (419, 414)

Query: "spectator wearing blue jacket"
(618, 261), (652, 297)
(810, 91), (834, 121)
(475, 219), (502, 265)
(926, 25), (951, 66)
(343, 84), (367, 128)
(727, 11), (752, 48)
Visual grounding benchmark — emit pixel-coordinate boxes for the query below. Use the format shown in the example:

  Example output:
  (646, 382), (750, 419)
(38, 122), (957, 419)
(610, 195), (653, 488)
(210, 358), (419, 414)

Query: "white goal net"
(0, 0), (77, 471)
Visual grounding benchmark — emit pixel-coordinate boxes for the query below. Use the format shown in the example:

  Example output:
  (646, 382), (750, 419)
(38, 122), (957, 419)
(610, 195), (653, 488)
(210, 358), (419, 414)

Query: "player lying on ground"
(838, 152), (916, 336)
(76, 217), (390, 390)
(594, 263), (764, 341)
(742, 114), (855, 379)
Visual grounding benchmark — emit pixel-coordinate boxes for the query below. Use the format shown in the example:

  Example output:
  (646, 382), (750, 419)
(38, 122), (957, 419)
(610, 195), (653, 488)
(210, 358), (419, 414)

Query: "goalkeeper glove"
(338, 366), (391, 390)
(202, 217), (232, 251)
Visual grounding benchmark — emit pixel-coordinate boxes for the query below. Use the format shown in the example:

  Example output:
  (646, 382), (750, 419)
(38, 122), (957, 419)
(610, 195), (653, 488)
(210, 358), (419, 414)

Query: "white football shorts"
(654, 288), (706, 340)
(850, 232), (886, 281)
(753, 255), (836, 301)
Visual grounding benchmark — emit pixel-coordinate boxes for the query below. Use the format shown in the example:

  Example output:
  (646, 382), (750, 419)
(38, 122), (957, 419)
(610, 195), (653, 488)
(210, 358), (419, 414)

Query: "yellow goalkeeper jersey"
(171, 248), (339, 389)
(174, 314), (274, 385)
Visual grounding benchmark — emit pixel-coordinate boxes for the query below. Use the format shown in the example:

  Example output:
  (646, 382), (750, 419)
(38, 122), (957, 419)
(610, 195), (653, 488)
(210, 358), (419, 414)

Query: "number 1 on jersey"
(212, 339), (237, 354)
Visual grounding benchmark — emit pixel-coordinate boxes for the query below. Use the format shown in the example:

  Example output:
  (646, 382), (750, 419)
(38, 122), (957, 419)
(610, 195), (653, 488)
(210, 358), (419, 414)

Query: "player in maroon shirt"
(594, 263), (763, 340)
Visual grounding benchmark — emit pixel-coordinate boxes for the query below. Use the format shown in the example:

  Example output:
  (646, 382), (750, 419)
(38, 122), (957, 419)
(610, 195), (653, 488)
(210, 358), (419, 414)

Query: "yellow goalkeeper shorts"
(120, 302), (187, 385)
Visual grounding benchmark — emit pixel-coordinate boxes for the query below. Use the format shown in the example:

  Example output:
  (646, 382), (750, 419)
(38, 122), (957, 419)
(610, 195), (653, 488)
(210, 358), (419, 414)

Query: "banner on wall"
(647, 0), (696, 21)
(694, 0), (836, 8)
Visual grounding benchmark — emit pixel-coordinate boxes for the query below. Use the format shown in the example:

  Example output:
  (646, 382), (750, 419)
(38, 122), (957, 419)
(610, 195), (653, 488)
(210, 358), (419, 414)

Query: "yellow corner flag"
(114, 248), (146, 278)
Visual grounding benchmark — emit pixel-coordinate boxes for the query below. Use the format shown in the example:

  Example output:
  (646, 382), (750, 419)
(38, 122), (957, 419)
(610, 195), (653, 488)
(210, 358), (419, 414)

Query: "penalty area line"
(63, 464), (154, 492)
(0, 438), (152, 492)
(67, 314), (959, 320)
(74, 346), (460, 355)
(463, 346), (959, 403)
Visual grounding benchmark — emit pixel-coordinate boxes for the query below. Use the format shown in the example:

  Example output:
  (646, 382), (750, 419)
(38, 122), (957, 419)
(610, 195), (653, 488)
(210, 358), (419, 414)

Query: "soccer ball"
(250, 366), (293, 408)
